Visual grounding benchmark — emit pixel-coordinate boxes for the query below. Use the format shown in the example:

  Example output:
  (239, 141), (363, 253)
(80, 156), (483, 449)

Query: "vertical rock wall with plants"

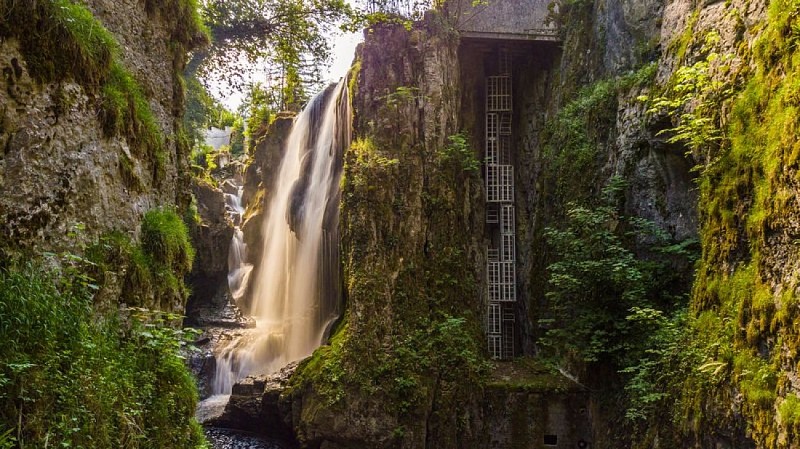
(527, 0), (800, 447)
(286, 16), (490, 449)
(505, 0), (702, 444)
(639, 0), (800, 447)
(0, 1), (209, 447)
(0, 0), (206, 253)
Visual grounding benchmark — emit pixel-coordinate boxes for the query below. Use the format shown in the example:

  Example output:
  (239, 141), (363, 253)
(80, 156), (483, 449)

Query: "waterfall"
(226, 186), (253, 304)
(210, 79), (350, 396)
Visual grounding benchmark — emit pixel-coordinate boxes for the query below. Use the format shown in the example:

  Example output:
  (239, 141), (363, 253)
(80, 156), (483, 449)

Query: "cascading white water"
(226, 187), (252, 304)
(210, 80), (350, 396)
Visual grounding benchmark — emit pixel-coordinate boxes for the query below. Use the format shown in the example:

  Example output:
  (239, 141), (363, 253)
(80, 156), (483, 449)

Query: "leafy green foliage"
(622, 2), (800, 445)
(437, 133), (479, 173)
(542, 65), (658, 206)
(541, 79), (616, 203)
(0, 262), (206, 448)
(292, 314), (488, 414)
(196, 0), (354, 105)
(184, 75), (240, 150)
(241, 82), (278, 148)
(144, 0), (210, 47)
(230, 117), (246, 155)
(541, 180), (697, 368)
(643, 32), (734, 167)
(87, 209), (195, 311)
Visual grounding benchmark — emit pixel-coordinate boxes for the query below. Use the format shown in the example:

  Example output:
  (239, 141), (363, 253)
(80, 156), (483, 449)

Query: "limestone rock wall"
(0, 0), (192, 253)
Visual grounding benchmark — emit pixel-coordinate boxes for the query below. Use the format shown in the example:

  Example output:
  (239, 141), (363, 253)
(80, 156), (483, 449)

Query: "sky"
(216, 11), (364, 110)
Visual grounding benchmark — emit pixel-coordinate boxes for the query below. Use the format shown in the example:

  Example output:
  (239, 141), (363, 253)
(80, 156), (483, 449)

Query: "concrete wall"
(455, 0), (558, 41)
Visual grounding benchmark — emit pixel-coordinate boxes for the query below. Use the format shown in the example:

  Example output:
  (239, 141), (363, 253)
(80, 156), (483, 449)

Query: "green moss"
(0, 0), (167, 183)
(144, 0), (210, 47)
(670, 10), (700, 63)
(0, 0), (208, 184)
(288, 320), (349, 405)
(655, 0), (800, 446)
(348, 58), (362, 98)
(102, 62), (167, 178)
(780, 395), (800, 427)
(119, 151), (145, 192)
(486, 358), (576, 393)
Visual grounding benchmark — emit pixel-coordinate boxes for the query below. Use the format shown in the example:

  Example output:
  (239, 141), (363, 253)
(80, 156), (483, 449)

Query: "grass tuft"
(141, 208), (195, 274)
(0, 0), (116, 84)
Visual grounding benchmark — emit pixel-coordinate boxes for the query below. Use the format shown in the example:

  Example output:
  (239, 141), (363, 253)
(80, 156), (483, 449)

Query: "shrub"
(0, 262), (207, 448)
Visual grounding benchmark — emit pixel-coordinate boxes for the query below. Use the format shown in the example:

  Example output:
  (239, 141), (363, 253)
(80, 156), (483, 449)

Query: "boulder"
(206, 361), (299, 444)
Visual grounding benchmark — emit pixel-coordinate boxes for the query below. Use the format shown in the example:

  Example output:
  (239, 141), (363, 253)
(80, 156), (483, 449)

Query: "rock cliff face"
(288, 21), (488, 448)
(267, 15), (594, 449)
(0, 0), (200, 253)
(284, 0), (800, 447)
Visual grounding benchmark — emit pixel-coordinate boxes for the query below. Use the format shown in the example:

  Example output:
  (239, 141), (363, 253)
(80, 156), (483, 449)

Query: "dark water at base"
(204, 428), (288, 449)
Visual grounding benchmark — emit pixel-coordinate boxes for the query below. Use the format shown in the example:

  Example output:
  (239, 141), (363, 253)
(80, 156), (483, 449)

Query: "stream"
(204, 428), (288, 449)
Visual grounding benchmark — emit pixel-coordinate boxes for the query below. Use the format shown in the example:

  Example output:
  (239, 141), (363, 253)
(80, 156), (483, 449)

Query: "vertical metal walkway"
(485, 50), (516, 360)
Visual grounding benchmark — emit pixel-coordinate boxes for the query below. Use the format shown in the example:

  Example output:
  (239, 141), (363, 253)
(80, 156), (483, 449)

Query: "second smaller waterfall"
(225, 186), (252, 303)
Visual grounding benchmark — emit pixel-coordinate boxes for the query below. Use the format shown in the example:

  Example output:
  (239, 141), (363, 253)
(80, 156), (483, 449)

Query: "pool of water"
(204, 427), (289, 449)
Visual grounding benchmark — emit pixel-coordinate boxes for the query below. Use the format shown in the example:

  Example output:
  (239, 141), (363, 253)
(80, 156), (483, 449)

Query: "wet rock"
(189, 299), (256, 329)
(197, 394), (231, 425)
(206, 362), (299, 444)
(190, 180), (232, 276)
(221, 179), (240, 195)
(189, 348), (217, 399)
(187, 179), (233, 313)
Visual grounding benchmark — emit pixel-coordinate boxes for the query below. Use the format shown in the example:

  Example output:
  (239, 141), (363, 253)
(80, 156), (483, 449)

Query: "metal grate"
(499, 136), (512, 165)
(501, 234), (515, 262)
(501, 261), (515, 301)
(487, 76), (512, 112)
(499, 112), (512, 136)
(502, 307), (515, 359)
(486, 113), (499, 164)
(488, 303), (502, 335)
(487, 204), (499, 223)
(488, 261), (502, 302)
(485, 48), (516, 359)
(499, 165), (514, 202)
(488, 260), (516, 302)
(488, 334), (503, 360)
(501, 205), (514, 235)
(486, 165), (514, 202)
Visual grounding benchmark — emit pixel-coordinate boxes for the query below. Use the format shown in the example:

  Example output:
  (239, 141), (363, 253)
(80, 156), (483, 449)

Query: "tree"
(191, 0), (356, 108)
(358, 0), (441, 17)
